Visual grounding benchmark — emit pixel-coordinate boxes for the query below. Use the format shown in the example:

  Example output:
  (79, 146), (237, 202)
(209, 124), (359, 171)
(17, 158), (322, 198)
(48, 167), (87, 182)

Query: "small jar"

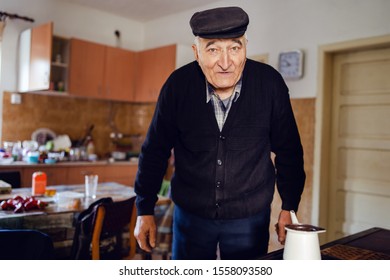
(57, 81), (64, 92)
(32, 171), (47, 196)
(55, 54), (61, 63)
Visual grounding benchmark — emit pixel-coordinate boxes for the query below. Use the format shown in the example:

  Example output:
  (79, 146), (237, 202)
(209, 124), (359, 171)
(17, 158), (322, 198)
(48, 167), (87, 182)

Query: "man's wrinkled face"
(192, 36), (247, 94)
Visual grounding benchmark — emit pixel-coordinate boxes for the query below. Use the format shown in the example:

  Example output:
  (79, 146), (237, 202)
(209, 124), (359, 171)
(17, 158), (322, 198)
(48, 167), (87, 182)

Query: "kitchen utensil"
(53, 135), (72, 151)
(111, 151), (126, 161)
(44, 158), (57, 164)
(31, 128), (56, 145)
(79, 124), (94, 147)
(283, 210), (326, 260)
(22, 140), (38, 156)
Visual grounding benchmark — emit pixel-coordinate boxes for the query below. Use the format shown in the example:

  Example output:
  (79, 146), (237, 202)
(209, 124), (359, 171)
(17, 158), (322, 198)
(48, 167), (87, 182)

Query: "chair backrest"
(71, 197), (114, 259)
(91, 196), (137, 260)
(0, 229), (54, 260)
(71, 196), (137, 260)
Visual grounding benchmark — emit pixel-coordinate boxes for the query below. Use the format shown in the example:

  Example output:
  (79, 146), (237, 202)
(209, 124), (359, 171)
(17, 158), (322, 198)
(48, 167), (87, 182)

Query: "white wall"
(144, 0), (390, 98)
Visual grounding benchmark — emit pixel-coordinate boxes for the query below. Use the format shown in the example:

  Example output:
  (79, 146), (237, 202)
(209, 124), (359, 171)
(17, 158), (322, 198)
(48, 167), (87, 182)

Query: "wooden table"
(259, 227), (390, 260)
(0, 182), (136, 259)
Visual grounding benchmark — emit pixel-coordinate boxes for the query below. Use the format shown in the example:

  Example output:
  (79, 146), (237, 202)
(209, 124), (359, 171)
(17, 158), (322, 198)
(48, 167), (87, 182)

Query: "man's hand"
(275, 210), (293, 245)
(134, 215), (157, 252)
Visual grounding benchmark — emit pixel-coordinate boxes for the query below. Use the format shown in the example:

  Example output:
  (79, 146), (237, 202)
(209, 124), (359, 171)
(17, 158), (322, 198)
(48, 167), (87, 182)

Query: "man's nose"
(218, 50), (231, 70)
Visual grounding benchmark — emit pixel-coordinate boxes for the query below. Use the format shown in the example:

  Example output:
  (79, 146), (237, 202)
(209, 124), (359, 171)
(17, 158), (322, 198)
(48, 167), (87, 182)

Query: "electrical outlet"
(11, 93), (22, 104)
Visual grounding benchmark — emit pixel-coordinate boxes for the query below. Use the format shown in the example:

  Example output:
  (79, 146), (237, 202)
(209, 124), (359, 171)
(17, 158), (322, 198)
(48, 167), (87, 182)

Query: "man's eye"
(208, 48), (218, 53)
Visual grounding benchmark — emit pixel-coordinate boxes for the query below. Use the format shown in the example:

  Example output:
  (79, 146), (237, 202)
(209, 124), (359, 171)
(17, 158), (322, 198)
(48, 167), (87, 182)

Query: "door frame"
(312, 34), (390, 242)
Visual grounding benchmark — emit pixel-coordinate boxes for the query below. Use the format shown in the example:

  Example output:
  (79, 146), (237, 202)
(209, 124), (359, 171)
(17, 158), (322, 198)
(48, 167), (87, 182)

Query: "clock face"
(278, 50), (304, 79)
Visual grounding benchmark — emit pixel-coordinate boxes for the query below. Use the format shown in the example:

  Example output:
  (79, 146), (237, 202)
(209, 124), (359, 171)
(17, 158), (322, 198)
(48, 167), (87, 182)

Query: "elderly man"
(134, 6), (305, 260)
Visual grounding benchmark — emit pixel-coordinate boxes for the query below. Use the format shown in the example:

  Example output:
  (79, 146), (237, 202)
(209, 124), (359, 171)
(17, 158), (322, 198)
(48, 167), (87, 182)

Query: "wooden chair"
(71, 196), (137, 260)
(90, 196), (137, 260)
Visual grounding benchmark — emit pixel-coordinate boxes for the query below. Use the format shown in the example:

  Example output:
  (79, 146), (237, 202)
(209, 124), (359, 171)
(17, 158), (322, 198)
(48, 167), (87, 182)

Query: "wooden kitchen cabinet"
(29, 22), (52, 91)
(102, 164), (138, 186)
(68, 38), (105, 98)
(18, 25), (190, 102)
(69, 39), (135, 101)
(18, 22), (70, 93)
(22, 167), (68, 187)
(104, 46), (135, 102)
(66, 163), (137, 185)
(66, 165), (106, 184)
(50, 36), (70, 92)
(1, 162), (138, 188)
(134, 44), (176, 102)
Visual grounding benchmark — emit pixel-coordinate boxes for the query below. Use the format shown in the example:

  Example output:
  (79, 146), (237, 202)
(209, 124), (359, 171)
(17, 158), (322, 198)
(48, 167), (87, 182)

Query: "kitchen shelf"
(51, 36), (69, 92)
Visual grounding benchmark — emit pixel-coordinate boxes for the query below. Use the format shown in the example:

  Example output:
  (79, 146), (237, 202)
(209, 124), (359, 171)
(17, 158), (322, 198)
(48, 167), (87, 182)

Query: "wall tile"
(2, 92), (155, 158)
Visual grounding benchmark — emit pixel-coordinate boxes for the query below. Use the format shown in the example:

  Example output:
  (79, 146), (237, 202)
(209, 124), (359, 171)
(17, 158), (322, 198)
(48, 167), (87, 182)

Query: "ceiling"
(58, 0), (224, 22)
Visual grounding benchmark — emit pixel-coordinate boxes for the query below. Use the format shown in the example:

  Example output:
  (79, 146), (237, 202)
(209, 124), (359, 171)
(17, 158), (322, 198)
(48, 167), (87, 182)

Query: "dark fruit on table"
(0, 195), (48, 213)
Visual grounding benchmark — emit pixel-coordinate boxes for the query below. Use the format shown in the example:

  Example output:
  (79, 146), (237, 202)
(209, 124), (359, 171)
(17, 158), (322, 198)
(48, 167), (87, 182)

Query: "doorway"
(314, 35), (390, 242)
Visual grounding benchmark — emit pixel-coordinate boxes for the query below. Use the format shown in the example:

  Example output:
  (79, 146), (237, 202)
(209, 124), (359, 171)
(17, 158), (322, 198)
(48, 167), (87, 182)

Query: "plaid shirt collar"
(206, 77), (243, 103)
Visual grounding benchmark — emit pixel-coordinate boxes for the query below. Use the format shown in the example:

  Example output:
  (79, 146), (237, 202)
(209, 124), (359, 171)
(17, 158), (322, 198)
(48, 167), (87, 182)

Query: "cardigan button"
(217, 159), (222, 166)
(219, 135), (226, 140)
(216, 181), (222, 188)
(216, 202), (220, 208)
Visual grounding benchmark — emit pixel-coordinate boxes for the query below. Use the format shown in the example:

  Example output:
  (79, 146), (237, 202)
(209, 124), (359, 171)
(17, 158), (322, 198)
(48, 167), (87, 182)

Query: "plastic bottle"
(87, 140), (95, 154)
(32, 171), (47, 196)
(86, 137), (95, 159)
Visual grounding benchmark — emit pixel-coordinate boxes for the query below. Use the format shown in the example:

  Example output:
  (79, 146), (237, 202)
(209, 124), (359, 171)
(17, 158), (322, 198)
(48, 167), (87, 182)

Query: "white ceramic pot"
(283, 224), (326, 260)
(283, 211), (326, 260)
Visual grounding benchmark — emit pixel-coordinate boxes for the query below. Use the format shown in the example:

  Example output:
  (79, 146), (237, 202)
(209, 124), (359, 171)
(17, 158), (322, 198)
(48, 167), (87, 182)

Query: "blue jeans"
(172, 205), (270, 260)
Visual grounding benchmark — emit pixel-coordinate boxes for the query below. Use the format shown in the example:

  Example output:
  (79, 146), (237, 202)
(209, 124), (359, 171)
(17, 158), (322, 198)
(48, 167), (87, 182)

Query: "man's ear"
(192, 44), (199, 61)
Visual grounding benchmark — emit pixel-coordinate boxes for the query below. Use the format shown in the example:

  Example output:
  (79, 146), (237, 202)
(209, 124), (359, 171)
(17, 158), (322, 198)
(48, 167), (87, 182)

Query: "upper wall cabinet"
(134, 44), (176, 102)
(104, 46), (135, 102)
(69, 38), (135, 102)
(134, 44), (194, 102)
(18, 22), (69, 93)
(68, 39), (105, 99)
(17, 23), (193, 103)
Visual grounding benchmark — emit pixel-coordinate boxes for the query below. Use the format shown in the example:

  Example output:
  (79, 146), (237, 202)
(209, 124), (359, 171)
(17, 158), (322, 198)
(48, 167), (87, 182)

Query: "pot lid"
(285, 224), (326, 232)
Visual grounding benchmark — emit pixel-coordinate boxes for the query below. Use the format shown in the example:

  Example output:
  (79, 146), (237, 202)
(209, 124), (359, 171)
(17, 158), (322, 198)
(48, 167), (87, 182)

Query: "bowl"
(111, 151), (126, 161)
(44, 158), (57, 164)
(27, 155), (39, 163)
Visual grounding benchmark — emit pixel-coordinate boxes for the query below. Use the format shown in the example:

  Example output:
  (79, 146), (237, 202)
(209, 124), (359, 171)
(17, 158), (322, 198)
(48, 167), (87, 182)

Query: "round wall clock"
(278, 50), (304, 80)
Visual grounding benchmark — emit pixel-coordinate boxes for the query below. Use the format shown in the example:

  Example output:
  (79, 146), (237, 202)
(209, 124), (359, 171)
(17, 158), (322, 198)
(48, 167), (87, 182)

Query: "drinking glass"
(85, 174), (98, 198)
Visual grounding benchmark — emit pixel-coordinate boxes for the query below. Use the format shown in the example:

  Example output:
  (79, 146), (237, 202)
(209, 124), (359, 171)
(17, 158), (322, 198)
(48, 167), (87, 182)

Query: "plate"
(31, 128), (56, 146)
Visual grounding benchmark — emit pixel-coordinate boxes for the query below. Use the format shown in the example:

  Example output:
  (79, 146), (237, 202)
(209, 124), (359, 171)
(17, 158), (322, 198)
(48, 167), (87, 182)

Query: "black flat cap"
(190, 6), (249, 39)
